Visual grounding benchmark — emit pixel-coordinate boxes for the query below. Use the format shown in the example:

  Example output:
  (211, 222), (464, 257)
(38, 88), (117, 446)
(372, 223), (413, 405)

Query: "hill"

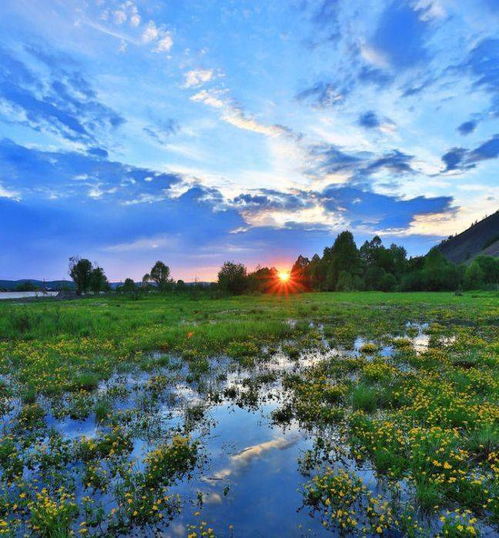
(0, 279), (75, 291)
(0, 280), (212, 291)
(437, 211), (499, 263)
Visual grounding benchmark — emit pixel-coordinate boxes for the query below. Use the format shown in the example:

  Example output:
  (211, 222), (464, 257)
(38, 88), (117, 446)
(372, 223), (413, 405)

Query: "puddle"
(168, 404), (329, 537)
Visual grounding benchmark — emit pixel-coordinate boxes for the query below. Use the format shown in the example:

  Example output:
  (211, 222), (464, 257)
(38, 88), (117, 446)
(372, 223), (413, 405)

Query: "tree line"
(67, 230), (499, 296)
(287, 231), (498, 292)
(215, 231), (499, 294)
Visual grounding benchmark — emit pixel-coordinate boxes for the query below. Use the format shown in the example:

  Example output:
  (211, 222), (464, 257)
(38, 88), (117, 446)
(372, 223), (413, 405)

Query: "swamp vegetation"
(0, 291), (497, 536)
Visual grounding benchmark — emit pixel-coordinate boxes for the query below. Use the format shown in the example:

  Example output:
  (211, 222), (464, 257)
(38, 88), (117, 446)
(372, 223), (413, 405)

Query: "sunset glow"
(278, 271), (290, 283)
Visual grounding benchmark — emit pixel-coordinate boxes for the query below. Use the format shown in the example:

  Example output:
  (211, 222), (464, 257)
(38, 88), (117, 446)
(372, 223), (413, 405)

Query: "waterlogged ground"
(0, 292), (497, 537)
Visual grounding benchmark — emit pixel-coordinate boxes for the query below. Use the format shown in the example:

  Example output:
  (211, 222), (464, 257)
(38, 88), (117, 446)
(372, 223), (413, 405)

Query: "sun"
(278, 271), (290, 283)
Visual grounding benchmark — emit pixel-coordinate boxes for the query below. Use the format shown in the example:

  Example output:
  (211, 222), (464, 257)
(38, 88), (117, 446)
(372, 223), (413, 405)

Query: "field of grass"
(0, 291), (497, 536)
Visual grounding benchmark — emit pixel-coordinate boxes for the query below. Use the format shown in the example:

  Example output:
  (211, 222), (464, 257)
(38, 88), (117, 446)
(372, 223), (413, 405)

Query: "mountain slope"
(437, 211), (499, 263)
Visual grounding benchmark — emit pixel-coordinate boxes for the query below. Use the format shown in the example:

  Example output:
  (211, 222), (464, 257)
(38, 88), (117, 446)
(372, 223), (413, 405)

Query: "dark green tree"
(364, 266), (386, 291)
(380, 272), (397, 292)
(69, 257), (93, 295)
(336, 271), (355, 291)
(420, 248), (460, 291)
(176, 280), (186, 291)
(360, 236), (407, 289)
(327, 231), (361, 290)
(218, 262), (248, 295)
(308, 254), (324, 290)
(122, 278), (136, 293)
(359, 236), (383, 267)
(474, 256), (499, 285)
(247, 266), (278, 293)
(291, 255), (311, 289)
(89, 266), (109, 293)
(388, 244), (408, 276)
(148, 261), (173, 291)
(463, 262), (484, 290)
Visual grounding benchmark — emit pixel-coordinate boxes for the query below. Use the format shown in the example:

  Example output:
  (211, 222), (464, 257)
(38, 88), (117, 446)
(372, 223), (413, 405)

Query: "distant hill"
(0, 279), (213, 291)
(437, 210), (499, 263)
(0, 279), (75, 291)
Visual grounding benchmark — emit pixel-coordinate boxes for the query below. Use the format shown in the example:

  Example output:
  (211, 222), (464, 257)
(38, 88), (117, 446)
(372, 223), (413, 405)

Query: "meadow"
(0, 291), (497, 537)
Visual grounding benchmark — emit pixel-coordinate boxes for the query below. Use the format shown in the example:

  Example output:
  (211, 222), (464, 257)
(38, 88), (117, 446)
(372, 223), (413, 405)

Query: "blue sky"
(1, 0), (498, 281)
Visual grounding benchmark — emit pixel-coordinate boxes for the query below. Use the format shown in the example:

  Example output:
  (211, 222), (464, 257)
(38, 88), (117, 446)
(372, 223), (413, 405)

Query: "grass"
(0, 290), (497, 535)
(351, 383), (379, 412)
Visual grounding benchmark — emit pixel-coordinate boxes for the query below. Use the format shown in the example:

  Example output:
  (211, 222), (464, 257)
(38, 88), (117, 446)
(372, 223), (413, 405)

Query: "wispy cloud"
(102, 235), (177, 252)
(0, 182), (21, 201)
(183, 69), (214, 88)
(0, 47), (124, 146)
(191, 88), (292, 137)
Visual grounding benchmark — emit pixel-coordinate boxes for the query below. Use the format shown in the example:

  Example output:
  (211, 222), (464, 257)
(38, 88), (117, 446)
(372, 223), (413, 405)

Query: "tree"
(360, 236), (407, 289)
(148, 261), (173, 291)
(474, 256), (499, 285)
(364, 266), (386, 291)
(291, 255), (311, 289)
(89, 266), (109, 293)
(176, 280), (186, 291)
(247, 266), (278, 293)
(336, 271), (355, 291)
(69, 257), (93, 295)
(218, 262), (248, 294)
(121, 277), (140, 299)
(463, 262), (484, 290)
(388, 244), (408, 276)
(122, 278), (136, 293)
(421, 248), (460, 291)
(360, 236), (383, 268)
(380, 272), (397, 292)
(308, 254), (324, 290)
(327, 231), (361, 290)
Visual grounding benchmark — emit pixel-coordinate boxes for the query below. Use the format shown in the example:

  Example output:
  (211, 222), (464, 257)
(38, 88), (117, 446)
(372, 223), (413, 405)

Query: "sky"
(0, 0), (498, 282)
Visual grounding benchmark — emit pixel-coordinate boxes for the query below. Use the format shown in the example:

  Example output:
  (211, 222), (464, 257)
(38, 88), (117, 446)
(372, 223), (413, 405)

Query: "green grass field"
(0, 291), (497, 536)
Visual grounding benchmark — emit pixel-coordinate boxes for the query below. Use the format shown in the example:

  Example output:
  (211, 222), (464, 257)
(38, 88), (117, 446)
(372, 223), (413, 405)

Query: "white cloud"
(122, 193), (168, 205)
(191, 89), (227, 108)
(222, 109), (288, 137)
(240, 203), (348, 231)
(383, 190), (498, 237)
(139, 20), (173, 51)
(0, 183), (21, 201)
(142, 21), (159, 43)
(183, 69), (214, 88)
(203, 437), (300, 482)
(414, 0), (446, 21)
(102, 235), (177, 252)
(154, 34), (173, 52)
(84, 20), (141, 45)
(88, 186), (104, 199)
(113, 10), (127, 25)
(191, 89), (290, 137)
(360, 43), (390, 69)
